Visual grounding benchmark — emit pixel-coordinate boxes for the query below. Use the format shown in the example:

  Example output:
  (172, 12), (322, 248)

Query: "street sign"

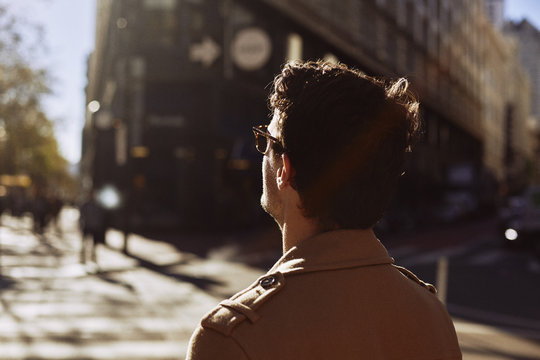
(231, 27), (272, 71)
(189, 36), (221, 67)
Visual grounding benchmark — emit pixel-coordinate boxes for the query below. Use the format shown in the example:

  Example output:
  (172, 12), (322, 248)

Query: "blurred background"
(1, 0), (540, 359)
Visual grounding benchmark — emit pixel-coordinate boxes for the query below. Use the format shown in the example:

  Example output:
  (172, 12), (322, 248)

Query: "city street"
(0, 207), (539, 359)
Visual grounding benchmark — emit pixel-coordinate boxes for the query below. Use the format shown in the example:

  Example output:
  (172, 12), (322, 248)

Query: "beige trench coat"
(187, 229), (462, 359)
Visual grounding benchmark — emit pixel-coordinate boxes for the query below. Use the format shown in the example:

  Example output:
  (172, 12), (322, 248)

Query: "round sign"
(231, 27), (272, 71)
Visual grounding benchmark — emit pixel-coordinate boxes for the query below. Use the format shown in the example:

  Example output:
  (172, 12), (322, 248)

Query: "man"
(31, 187), (50, 234)
(79, 190), (107, 265)
(187, 61), (462, 359)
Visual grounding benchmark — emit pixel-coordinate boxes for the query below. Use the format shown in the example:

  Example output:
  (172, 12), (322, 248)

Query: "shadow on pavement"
(167, 273), (225, 291)
(0, 276), (16, 291)
(96, 271), (137, 293)
(129, 219), (282, 269)
(103, 249), (227, 292)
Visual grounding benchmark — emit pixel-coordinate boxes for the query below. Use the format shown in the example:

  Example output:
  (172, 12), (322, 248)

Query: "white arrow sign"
(189, 36), (221, 67)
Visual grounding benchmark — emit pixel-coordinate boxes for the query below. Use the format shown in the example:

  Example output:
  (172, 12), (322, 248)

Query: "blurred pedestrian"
(0, 190), (5, 225)
(187, 61), (462, 359)
(9, 187), (26, 218)
(48, 194), (64, 232)
(79, 190), (106, 264)
(31, 188), (50, 234)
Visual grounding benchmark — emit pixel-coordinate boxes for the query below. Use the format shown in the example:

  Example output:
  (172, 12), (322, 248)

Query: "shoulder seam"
(230, 334), (251, 360)
(201, 272), (286, 335)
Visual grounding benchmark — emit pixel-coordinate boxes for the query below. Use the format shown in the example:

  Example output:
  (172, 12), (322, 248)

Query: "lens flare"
(97, 185), (121, 210)
(504, 228), (518, 241)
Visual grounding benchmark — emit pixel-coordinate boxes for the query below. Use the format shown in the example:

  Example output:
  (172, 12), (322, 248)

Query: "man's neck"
(280, 209), (320, 253)
(275, 184), (321, 253)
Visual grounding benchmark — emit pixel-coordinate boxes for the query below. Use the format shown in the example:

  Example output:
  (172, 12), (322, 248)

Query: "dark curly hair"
(269, 60), (420, 230)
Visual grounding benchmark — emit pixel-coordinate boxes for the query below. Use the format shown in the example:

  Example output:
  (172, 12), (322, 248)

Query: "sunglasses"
(252, 125), (284, 155)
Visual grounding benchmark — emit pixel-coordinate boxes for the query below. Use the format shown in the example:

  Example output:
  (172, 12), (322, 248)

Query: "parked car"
(499, 186), (540, 251)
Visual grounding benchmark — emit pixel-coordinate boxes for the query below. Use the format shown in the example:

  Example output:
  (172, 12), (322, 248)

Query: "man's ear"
(276, 153), (294, 190)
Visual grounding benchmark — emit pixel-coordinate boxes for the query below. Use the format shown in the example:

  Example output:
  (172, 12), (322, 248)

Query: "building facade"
(480, 16), (534, 193)
(83, 0), (350, 229)
(485, 0), (505, 30)
(504, 19), (540, 184)
(505, 20), (540, 125)
(83, 0), (535, 230)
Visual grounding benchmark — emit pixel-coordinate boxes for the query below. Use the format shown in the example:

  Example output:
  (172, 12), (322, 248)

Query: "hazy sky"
(506, 0), (540, 28)
(35, 0), (96, 165)
(5, 0), (540, 164)
(3, 0), (96, 164)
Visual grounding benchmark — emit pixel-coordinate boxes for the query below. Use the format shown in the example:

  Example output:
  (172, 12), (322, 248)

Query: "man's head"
(257, 60), (420, 231)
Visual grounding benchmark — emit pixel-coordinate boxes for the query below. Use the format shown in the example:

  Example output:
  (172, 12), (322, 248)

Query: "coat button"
(259, 276), (277, 289)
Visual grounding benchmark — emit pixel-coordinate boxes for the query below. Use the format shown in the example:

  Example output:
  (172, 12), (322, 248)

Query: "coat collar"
(269, 229), (394, 275)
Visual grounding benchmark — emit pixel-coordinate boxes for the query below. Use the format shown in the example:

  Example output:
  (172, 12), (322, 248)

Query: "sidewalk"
(0, 208), (262, 359)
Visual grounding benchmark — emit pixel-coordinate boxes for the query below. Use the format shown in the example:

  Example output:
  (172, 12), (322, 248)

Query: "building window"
(407, 45), (416, 74)
(387, 29), (397, 67)
(286, 33), (303, 62)
(426, 20), (437, 57)
(428, 115), (438, 146)
(361, 6), (377, 51)
(397, 35), (407, 72)
(396, 0), (407, 27)
(427, 61), (437, 92)
(143, 5), (178, 46)
(376, 18), (387, 60)
(190, 9), (204, 32)
(406, 0), (415, 29)
(143, 0), (177, 10)
(428, 0), (438, 18)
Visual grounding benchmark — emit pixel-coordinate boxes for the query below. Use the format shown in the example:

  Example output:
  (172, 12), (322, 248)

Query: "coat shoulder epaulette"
(201, 272), (285, 336)
(393, 265), (437, 294)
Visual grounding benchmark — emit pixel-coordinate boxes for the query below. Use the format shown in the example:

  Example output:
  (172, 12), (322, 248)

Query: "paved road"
(0, 208), (539, 359)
